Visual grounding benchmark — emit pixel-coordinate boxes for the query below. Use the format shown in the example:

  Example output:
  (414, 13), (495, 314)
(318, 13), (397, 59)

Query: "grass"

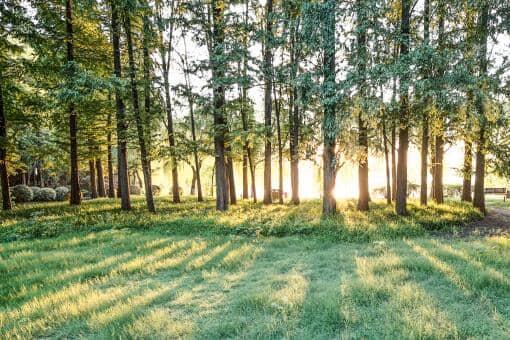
(0, 196), (482, 242)
(0, 197), (508, 338)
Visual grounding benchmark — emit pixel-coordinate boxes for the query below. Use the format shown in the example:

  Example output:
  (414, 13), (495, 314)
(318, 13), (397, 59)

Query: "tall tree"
(110, 0), (130, 210)
(420, 0), (431, 206)
(263, 0), (274, 205)
(322, 0), (337, 215)
(0, 71), (11, 210)
(395, 0), (411, 215)
(123, 11), (155, 212)
(66, 0), (81, 205)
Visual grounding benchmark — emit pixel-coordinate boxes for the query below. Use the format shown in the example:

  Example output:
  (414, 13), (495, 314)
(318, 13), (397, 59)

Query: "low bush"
(11, 185), (33, 202)
(55, 186), (70, 201)
(35, 188), (56, 202)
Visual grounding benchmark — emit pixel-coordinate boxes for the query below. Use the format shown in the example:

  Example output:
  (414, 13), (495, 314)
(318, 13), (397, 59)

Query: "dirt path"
(459, 207), (510, 237)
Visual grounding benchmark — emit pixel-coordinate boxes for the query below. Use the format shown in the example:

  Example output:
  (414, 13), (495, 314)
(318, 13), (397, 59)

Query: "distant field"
(1, 197), (508, 339)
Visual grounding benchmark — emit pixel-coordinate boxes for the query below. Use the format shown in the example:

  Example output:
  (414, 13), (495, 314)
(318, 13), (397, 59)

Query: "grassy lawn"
(1, 197), (509, 338)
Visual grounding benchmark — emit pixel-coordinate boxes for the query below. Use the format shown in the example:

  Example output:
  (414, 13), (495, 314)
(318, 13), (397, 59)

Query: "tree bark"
(263, 0), (273, 205)
(322, 0), (337, 215)
(461, 138), (473, 202)
(96, 156), (106, 197)
(211, 0), (229, 211)
(472, 1), (489, 214)
(106, 110), (115, 198)
(110, 0), (130, 210)
(382, 116), (391, 205)
(420, 0), (430, 206)
(274, 80), (284, 204)
(124, 13), (155, 212)
(395, 0), (411, 216)
(0, 71), (11, 210)
(89, 159), (98, 199)
(433, 134), (444, 203)
(289, 20), (300, 205)
(66, 0), (81, 206)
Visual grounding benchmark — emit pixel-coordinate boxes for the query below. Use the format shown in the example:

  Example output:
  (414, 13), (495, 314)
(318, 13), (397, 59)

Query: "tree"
(110, 0), (130, 210)
(263, 0), (273, 205)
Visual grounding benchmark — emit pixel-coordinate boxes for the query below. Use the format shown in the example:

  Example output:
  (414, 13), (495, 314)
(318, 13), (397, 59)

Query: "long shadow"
(1, 238), (232, 338)
(401, 240), (508, 336)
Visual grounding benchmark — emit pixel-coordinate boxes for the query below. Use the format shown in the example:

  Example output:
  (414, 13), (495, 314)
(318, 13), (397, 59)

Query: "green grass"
(487, 197), (510, 209)
(1, 197), (508, 339)
(0, 196), (482, 243)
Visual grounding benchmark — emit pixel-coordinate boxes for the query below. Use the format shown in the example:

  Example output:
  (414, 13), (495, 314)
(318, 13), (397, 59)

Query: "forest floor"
(0, 197), (509, 338)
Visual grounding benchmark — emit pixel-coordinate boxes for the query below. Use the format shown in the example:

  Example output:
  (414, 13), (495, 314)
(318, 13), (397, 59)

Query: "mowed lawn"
(1, 198), (509, 339)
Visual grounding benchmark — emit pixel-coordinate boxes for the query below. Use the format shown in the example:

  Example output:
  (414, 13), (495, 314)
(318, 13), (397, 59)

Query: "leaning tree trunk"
(124, 13), (155, 212)
(322, 0), (337, 215)
(0, 72), (12, 210)
(262, 0), (273, 205)
(395, 0), (411, 216)
(66, 0), (81, 206)
(110, 0), (130, 210)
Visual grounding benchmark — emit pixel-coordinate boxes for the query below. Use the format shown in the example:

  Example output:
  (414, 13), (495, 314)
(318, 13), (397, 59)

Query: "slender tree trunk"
(322, 0), (337, 215)
(248, 148), (257, 202)
(0, 73), (11, 210)
(188, 93), (203, 202)
(96, 156), (106, 197)
(461, 138), (473, 201)
(226, 151), (236, 204)
(382, 119), (391, 205)
(190, 166), (196, 195)
(106, 111), (115, 198)
(89, 159), (98, 199)
(433, 134), (444, 203)
(289, 24), (300, 205)
(124, 13), (155, 212)
(274, 80), (284, 204)
(263, 0), (273, 205)
(420, 0), (430, 206)
(111, 0), (130, 210)
(395, 0), (411, 216)
(212, 0), (228, 211)
(357, 114), (369, 210)
(391, 120), (397, 202)
(66, 0), (81, 206)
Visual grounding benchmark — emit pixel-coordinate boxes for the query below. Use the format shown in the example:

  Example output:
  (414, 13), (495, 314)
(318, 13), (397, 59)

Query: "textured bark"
(96, 156), (106, 197)
(211, 0), (228, 211)
(124, 13), (155, 212)
(111, 0), (130, 210)
(263, 0), (273, 205)
(461, 138), (473, 202)
(420, 0), (430, 206)
(106, 111), (115, 198)
(396, 0), (411, 216)
(0, 72), (11, 210)
(472, 2), (489, 214)
(322, 0), (337, 215)
(66, 0), (81, 206)
(433, 134), (444, 204)
(89, 159), (98, 199)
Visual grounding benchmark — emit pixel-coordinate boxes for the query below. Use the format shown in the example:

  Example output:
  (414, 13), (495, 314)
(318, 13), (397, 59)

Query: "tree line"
(1, 0), (509, 216)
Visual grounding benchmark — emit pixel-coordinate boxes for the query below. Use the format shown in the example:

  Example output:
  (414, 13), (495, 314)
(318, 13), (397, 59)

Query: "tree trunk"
(289, 22), (300, 205)
(391, 121), (397, 202)
(96, 156), (106, 197)
(433, 134), (444, 203)
(420, 0), (430, 206)
(461, 138), (473, 202)
(188, 90), (203, 202)
(66, 0), (81, 206)
(395, 0), (411, 216)
(106, 110), (115, 198)
(190, 166), (196, 195)
(322, 0), (337, 215)
(382, 118), (391, 205)
(263, 0), (273, 205)
(0, 72), (11, 210)
(472, 2), (489, 214)
(89, 159), (98, 199)
(226, 152), (237, 204)
(357, 114), (369, 210)
(274, 80), (284, 204)
(211, 0), (229, 211)
(124, 13), (155, 212)
(111, 0), (130, 210)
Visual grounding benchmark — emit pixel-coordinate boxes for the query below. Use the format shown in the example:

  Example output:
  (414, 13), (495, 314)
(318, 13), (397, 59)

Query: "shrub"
(81, 190), (91, 199)
(151, 185), (161, 196)
(12, 185), (33, 202)
(30, 186), (42, 199)
(36, 188), (56, 202)
(55, 186), (70, 201)
(130, 185), (142, 195)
